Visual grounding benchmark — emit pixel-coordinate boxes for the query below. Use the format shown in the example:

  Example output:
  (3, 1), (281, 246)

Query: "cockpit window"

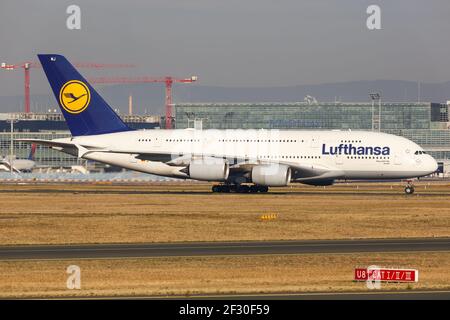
(414, 150), (426, 155)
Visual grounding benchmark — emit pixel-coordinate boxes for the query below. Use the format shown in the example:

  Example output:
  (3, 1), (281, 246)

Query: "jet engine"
(251, 164), (291, 186)
(186, 158), (229, 181)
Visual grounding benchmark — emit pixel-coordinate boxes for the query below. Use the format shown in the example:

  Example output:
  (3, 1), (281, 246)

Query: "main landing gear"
(212, 184), (269, 193)
(404, 180), (415, 195)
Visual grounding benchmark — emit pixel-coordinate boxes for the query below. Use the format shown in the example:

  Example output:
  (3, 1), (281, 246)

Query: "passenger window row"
(340, 140), (362, 143)
(257, 155), (321, 159)
(166, 139), (200, 142)
(139, 138), (313, 143)
(347, 156), (389, 160)
(219, 139), (304, 143)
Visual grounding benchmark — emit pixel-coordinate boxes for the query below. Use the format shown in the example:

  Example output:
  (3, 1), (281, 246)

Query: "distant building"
(0, 112), (160, 167)
(174, 102), (450, 171)
(3, 102), (450, 175)
(0, 112), (160, 132)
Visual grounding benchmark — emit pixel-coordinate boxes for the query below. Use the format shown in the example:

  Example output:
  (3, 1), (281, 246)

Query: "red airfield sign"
(354, 267), (419, 282)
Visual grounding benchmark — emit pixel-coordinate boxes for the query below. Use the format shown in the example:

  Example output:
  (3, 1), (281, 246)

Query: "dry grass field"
(0, 182), (449, 245)
(0, 252), (448, 298)
(0, 182), (449, 298)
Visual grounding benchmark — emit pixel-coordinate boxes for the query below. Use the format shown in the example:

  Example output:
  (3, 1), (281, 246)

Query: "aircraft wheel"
(237, 185), (250, 193)
(212, 185), (220, 193)
(404, 185), (414, 195)
(249, 185), (259, 193)
(258, 186), (269, 193)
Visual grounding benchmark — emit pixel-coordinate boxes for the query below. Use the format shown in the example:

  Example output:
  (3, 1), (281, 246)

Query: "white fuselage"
(54, 129), (438, 183)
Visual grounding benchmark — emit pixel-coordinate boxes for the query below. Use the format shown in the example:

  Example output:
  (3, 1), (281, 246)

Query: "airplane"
(18, 54), (438, 194)
(0, 144), (36, 173)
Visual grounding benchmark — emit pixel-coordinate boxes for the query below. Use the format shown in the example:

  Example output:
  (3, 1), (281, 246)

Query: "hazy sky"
(1, 0), (450, 95)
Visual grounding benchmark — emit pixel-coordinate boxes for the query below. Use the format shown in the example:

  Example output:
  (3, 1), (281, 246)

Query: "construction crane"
(89, 76), (198, 129)
(0, 61), (135, 114)
(1, 62), (33, 113)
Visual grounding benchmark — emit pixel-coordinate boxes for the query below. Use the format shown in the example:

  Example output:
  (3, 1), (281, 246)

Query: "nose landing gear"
(404, 180), (415, 195)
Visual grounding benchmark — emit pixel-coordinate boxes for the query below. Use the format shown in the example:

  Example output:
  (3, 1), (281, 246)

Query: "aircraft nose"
(425, 155), (438, 174)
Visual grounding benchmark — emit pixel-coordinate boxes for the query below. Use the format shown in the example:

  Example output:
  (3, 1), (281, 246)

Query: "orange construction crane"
(0, 61), (135, 114)
(89, 76), (198, 129)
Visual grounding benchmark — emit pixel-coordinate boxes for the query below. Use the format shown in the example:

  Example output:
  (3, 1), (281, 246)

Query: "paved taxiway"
(0, 238), (449, 260)
(46, 290), (450, 300)
(99, 290), (450, 300)
(1, 187), (449, 197)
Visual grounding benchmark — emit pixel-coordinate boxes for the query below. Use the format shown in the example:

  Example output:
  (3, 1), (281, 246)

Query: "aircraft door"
(310, 137), (319, 148)
(335, 153), (344, 165)
(153, 137), (161, 149)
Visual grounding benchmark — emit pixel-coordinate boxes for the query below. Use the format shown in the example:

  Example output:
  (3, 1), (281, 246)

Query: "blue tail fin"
(38, 54), (133, 136)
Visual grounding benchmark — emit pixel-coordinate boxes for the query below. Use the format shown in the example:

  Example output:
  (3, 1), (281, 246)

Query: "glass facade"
(0, 113), (161, 168)
(174, 102), (450, 161)
(0, 132), (76, 167)
(1, 103), (449, 168)
(175, 102), (432, 130)
(385, 129), (450, 161)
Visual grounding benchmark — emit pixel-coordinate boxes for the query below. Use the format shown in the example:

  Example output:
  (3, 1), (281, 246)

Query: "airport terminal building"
(0, 113), (160, 168)
(174, 101), (450, 172)
(1, 101), (450, 174)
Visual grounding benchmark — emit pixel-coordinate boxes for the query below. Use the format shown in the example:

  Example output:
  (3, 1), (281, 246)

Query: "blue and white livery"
(18, 54), (438, 194)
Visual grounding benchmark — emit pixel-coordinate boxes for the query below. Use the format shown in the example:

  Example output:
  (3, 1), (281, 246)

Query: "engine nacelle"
(188, 159), (229, 181)
(251, 164), (291, 186)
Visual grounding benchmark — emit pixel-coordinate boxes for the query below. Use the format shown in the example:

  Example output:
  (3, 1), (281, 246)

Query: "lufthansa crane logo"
(59, 80), (91, 114)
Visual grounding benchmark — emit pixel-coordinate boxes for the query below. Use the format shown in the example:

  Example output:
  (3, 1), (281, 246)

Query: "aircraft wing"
(108, 147), (345, 181)
(163, 153), (344, 182)
(289, 163), (345, 182)
(16, 139), (108, 158)
(18, 139), (344, 182)
(229, 160), (345, 182)
(18, 139), (179, 162)
(17, 139), (79, 149)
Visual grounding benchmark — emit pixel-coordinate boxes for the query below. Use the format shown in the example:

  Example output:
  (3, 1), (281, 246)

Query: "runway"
(176, 290), (450, 300)
(88, 290), (450, 300)
(1, 238), (449, 260)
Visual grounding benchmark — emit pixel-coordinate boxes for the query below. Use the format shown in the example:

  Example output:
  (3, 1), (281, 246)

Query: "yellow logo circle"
(59, 80), (91, 114)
